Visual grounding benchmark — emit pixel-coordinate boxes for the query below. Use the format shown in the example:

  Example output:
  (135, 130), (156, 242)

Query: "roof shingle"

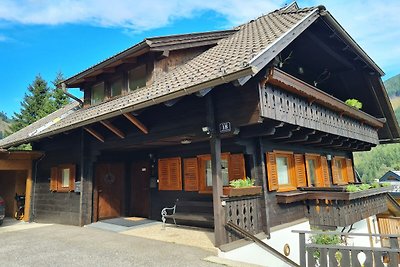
(0, 7), (317, 148)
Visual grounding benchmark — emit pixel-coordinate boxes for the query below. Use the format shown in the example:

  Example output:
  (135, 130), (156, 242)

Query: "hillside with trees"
(354, 74), (400, 182)
(0, 112), (10, 139)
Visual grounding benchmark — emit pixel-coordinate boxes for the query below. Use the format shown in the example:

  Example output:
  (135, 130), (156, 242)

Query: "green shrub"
(345, 99), (363, 110)
(229, 178), (255, 188)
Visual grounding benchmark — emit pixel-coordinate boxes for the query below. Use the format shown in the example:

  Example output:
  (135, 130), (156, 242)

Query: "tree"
(49, 72), (69, 112)
(10, 74), (52, 134)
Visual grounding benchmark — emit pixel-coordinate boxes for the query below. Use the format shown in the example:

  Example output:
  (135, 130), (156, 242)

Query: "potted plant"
(223, 178), (262, 197)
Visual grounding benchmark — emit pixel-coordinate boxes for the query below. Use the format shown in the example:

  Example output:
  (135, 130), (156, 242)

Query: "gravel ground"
(0, 223), (224, 267)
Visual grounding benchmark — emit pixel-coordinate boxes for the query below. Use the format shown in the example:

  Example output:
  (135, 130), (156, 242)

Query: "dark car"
(0, 196), (4, 225)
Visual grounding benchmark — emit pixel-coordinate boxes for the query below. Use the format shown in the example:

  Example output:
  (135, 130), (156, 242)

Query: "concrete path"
(0, 223), (224, 267)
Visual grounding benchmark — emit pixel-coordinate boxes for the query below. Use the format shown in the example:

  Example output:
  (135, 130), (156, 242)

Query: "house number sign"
(219, 122), (231, 133)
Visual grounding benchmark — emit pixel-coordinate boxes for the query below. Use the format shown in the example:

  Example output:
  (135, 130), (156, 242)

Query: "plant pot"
(223, 186), (262, 197)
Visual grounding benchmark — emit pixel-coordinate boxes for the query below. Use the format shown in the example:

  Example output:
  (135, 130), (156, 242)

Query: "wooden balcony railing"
(259, 68), (382, 145)
(223, 195), (264, 243)
(277, 187), (391, 228)
(293, 230), (400, 267)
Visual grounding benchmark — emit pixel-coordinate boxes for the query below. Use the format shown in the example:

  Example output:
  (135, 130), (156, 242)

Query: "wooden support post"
(254, 137), (270, 237)
(79, 129), (95, 226)
(24, 163), (33, 222)
(206, 94), (226, 247)
(123, 113), (149, 134)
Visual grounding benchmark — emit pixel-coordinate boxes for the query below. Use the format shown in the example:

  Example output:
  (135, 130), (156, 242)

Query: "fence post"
(299, 232), (306, 267)
(389, 236), (399, 267)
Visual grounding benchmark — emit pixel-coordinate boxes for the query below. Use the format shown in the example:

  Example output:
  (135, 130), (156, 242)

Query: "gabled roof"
(380, 171), (400, 182)
(0, 3), (398, 148)
(65, 29), (237, 87)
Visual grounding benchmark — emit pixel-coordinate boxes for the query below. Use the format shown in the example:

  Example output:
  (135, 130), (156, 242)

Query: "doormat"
(101, 217), (154, 228)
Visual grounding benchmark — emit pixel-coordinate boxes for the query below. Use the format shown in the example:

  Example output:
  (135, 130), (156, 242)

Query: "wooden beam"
(123, 113), (149, 134)
(305, 31), (354, 70)
(284, 129), (316, 143)
(83, 127), (105, 142)
(272, 126), (300, 140)
(100, 120), (125, 139)
(121, 57), (137, 64)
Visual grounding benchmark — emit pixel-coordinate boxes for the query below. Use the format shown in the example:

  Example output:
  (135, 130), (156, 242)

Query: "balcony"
(260, 68), (384, 146)
(277, 186), (391, 229)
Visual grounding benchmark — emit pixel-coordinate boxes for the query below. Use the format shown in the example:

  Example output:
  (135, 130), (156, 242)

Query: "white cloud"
(0, 0), (284, 30)
(301, 0), (400, 77)
(1, 0), (399, 76)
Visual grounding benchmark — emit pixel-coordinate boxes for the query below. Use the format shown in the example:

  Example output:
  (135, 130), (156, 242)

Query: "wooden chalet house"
(1, 2), (399, 254)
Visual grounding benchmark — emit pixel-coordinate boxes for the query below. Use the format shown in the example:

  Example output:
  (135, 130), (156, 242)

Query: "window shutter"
(331, 158), (340, 185)
(68, 164), (76, 191)
(266, 152), (278, 191)
(229, 154), (246, 181)
(158, 159), (170, 190)
(346, 159), (355, 183)
(294, 154), (306, 187)
(321, 156), (330, 187)
(50, 167), (58, 191)
(169, 158), (182, 190)
(158, 157), (182, 191)
(184, 158), (199, 191)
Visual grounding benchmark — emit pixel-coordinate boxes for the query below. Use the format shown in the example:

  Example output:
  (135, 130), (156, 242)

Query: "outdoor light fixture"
(181, 138), (192, 145)
(326, 154), (332, 161)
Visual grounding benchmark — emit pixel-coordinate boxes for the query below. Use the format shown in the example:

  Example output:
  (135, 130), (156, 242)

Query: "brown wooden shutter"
(169, 157), (182, 190)
(50, 167), (58, 191)
(68, 164), (76, 191)
(266, 152), (278, 191)
(346, 159), (355, 183)
(229, 154), (246, 181)
(158, 157), (182, 191)
(294, 154), (306, 187)
(158, 159), (170, 190)
(331, 157), (340, 185)
(184, 158), (199, 191)
(321, 156), (330, 187)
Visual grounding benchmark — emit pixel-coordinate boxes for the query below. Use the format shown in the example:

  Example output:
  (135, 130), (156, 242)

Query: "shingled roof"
(0, 3), (395, 148)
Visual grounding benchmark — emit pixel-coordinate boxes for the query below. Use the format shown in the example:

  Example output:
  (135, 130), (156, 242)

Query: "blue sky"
(0, 0), (399, 117)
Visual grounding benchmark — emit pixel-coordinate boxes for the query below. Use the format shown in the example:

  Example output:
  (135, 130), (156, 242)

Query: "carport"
(0, 150), (43, 221)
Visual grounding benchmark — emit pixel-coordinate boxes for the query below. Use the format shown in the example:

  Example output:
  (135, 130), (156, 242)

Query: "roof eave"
(238, 8), (320, 85)
(0, 66), (257, 149)
(320, 11), (385, 76)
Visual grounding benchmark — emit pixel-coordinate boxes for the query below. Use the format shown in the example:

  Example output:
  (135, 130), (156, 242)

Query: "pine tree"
(10, 74), (52, 133)
(49, 72), (69, 112)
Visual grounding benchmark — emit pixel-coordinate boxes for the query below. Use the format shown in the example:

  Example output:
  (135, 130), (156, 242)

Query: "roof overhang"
(0, 150), (44, 160)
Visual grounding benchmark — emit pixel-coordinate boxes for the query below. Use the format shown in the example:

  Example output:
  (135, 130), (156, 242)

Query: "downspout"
(61, 83), (84, 107)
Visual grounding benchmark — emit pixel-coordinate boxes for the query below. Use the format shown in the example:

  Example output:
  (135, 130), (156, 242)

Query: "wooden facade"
(0, 4), (398, 252)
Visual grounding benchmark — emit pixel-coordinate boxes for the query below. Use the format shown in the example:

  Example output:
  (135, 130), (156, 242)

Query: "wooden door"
(95, 163), (124, 220)
(130, 161), (150, 217)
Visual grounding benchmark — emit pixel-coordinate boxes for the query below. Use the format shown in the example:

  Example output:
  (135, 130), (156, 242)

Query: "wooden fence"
(293, 230), (400, 267)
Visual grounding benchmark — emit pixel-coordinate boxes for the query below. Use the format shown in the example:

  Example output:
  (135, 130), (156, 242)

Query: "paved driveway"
(0, 222), (223, 267)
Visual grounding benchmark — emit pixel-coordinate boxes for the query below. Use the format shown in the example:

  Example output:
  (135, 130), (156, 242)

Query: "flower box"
(223, 186), (262, 197)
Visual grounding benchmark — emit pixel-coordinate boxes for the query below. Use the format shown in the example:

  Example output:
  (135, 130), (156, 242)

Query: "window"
(50, 164), (76, 192)
(305, 154), (324, 187)
(158, 157), (182, 191)
(110, 77), (123, 97)
(267, 152), (331, 191)
(128, 65), (146, 91)
(331, 157), (355, 185)
(267, 151), (297, 192)
(91, 83), (105, 105)
(197, 153), (245, 194)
